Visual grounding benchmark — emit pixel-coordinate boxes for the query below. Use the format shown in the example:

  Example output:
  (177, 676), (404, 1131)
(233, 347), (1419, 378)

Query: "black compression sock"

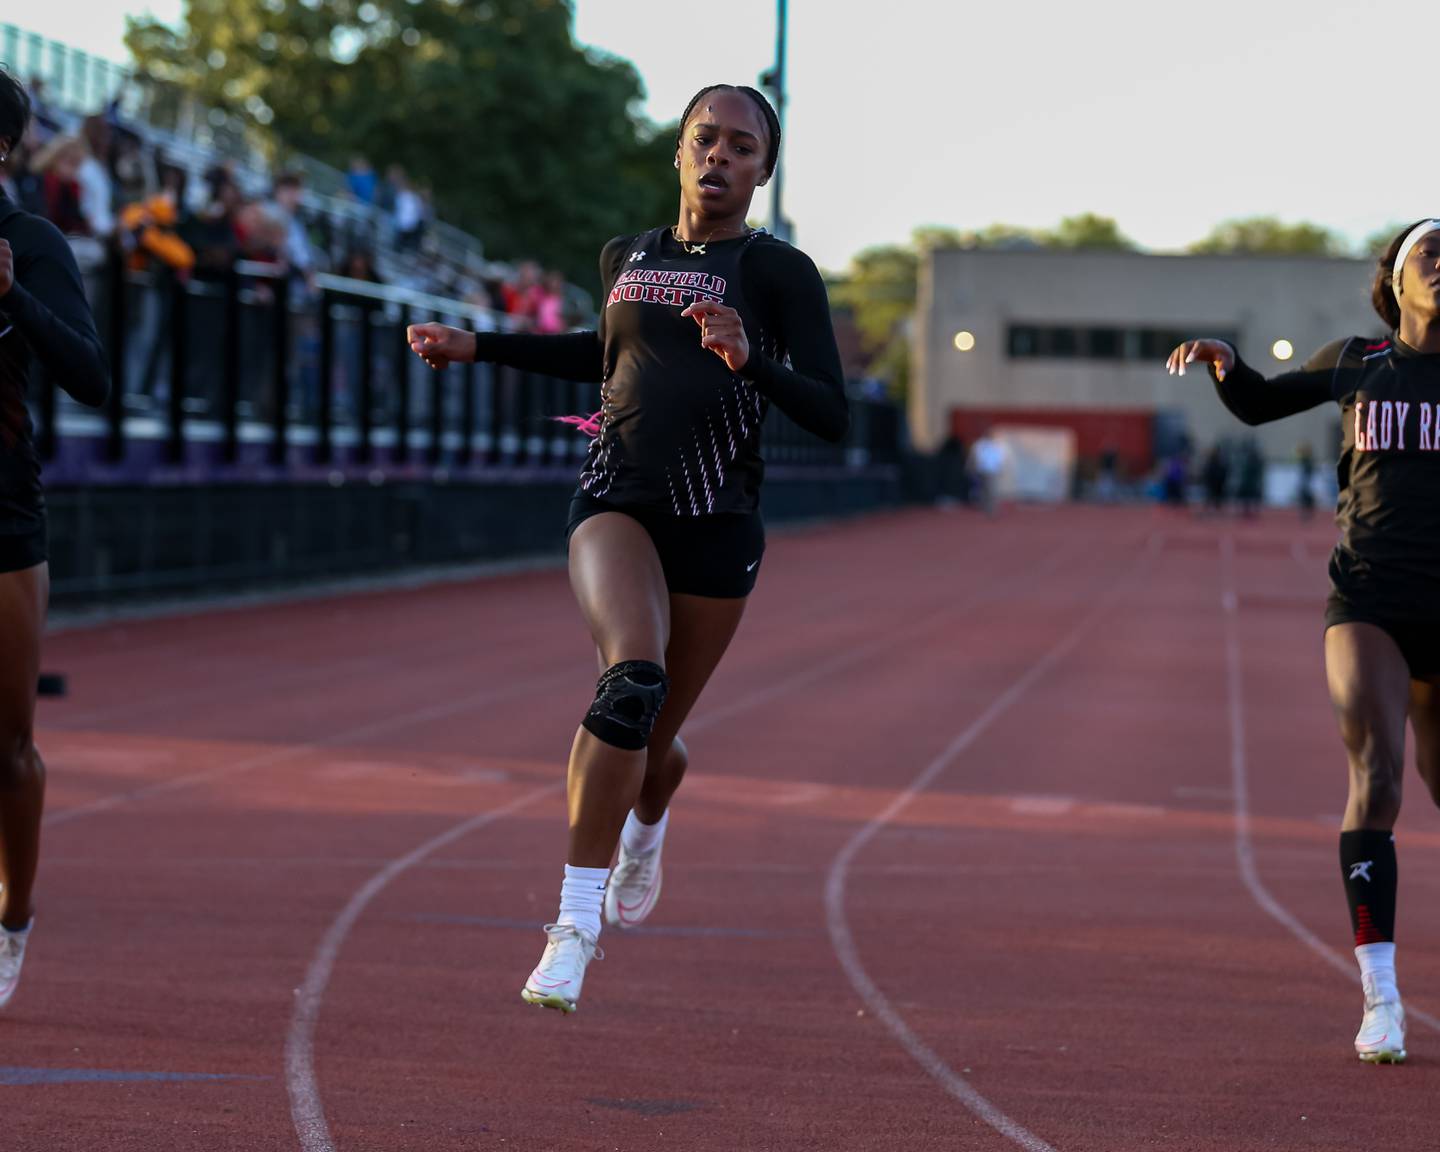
(1340, 829), (1397, 946)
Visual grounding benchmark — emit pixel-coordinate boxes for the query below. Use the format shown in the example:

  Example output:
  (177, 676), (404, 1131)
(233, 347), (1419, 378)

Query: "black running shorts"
(566, 492), (765, 599)
(1326, 592), (1440, 680)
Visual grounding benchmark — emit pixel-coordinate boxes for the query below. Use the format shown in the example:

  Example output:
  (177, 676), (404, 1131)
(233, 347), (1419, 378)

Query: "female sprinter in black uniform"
(1167, 219), (1440, 1063)
(0, 70), (109, 1008)
(408, 84), (846, 1013)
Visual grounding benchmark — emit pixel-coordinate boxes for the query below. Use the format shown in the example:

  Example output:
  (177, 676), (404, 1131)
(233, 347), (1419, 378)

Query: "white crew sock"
(556, 865), (608, 941)
(620, 809), (669, 856)
(1356, 942), (1399, 1002)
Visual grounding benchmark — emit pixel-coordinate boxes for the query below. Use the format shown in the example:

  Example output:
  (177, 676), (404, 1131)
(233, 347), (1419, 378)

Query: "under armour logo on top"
(1350, 861), (1374, 882)
(628, 251), (646, 262)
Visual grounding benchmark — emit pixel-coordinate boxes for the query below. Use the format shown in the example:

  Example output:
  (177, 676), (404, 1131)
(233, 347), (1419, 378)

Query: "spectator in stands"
(76, 115), (114, 242)
(533, 269), (568, 334)
(110, 130), (153, 207)
(502, 260), (542, 329)
(391, 168), (424, 252)
(346, 155), (377, 205)
(30, 135), (88, 237)
(341, 247), (382, 284)
(270, 171), (316, 288)
(184, 171), (243, 278)
(121, 181), (195, 403)
(378, 162), (402, 213)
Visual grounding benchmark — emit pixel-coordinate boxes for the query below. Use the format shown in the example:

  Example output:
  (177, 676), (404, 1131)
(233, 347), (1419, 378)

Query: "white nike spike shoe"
(0, 919), (33, 1010)
(520, 923), (601, 1013)
(605, 840), (663, 929)
(1355, 980), (1407, 1064)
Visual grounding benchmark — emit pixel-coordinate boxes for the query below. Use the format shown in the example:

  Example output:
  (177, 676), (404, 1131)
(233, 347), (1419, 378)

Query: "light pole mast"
(766, 0), (788, 240)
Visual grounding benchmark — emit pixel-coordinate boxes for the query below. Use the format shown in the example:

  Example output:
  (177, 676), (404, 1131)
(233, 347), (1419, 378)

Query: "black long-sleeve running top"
(0, 193), (109, 545)
(473, 227), (848, 516)
(1213, 334), (1440, 616)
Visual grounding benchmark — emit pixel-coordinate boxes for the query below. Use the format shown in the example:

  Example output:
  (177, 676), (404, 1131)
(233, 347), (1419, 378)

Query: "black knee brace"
(582, 660), (669, 750)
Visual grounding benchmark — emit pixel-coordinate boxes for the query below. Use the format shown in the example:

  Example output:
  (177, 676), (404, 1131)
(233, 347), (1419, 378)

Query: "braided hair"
(0, 66), (31, 156)
(677, 84), (781, 177)
(1372, 219), (1428, 330)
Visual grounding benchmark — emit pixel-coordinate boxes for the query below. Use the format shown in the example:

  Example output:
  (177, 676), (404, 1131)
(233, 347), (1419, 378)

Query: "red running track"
(10, 506), (1440, 1151)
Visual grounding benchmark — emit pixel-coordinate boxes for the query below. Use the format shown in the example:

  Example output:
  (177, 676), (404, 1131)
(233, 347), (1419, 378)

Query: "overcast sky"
(12, 0), (1421, 273)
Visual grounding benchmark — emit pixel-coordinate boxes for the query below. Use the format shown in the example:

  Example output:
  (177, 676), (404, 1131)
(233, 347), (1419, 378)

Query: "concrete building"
(912, 247), (1381, 478)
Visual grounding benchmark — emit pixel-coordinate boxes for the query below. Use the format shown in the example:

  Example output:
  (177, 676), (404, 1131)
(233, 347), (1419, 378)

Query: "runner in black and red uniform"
(1168, 219), (1440, 1063)
(408, 83), (846, 1013)
(0, 69), (110, 1009)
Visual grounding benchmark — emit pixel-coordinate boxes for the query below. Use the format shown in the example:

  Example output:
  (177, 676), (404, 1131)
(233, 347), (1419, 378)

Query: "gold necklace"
(671, 223), (749, 256)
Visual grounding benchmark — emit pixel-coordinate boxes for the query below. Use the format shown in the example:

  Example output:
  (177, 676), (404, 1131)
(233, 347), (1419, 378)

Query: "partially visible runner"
(407, 83), (846, 1012)
(0, 69), (110, 1008)
(1167, 219), (1440, 1063)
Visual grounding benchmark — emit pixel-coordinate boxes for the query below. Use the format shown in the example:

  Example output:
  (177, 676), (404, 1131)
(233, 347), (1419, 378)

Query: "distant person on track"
(406, 83), (847, 1013)
(1296, 440), (1317, 521)
(1165, 218), (1440, 1064)
(0, 70), (110, 1009)
(967, 427), (1007, 516)
(1201, 442), (1229, 516)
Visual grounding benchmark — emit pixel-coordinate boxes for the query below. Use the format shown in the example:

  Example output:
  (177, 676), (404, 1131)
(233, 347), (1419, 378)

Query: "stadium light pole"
(761, 0), (788, 241)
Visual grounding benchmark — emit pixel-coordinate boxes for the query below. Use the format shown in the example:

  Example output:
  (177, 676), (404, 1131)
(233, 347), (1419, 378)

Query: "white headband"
(1392, 220), (1440, 296)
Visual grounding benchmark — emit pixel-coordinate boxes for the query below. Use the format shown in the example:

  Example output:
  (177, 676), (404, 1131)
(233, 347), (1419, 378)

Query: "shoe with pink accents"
(1355, 978), (1407, 1064)
(520, 923), (601, 1014)
(605, 841), (663, 930)
(0, 919), (33, 1010)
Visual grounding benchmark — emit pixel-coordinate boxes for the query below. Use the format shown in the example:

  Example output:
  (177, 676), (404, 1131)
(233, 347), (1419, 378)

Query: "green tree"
(1364, 221), (1416, 258)
(1048, 212), (1135, 250)
(829, 228), (964, 400)
(125, 0), (679, 288)
(1188, 216), (1346, 256)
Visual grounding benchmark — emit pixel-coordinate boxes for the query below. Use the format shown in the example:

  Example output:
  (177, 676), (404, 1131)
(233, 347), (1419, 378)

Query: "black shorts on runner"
(566, 492), (765, 599)
(0, 526), (46, 574)
(1325, 592), (1440, 680)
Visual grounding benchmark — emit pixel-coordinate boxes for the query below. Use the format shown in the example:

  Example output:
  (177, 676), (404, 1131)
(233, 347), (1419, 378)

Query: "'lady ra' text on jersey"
(1352, 398), (1440, 452)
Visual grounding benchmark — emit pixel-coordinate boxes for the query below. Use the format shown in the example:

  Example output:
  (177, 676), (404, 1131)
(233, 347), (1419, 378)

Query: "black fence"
(43, 251), (903, 485)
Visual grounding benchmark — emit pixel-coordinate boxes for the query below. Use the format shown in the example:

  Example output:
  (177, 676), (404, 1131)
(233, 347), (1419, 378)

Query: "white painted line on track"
(45, 519), (1049, 828)
(282, 526), (1135, 1152)
(286, 782), (562, 1152)
(824, 532), (1162, 1152)
(1220, 534), (1440, 1032)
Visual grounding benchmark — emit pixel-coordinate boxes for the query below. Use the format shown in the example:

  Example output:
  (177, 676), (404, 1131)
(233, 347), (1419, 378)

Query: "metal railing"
(42, 248), (900, 485)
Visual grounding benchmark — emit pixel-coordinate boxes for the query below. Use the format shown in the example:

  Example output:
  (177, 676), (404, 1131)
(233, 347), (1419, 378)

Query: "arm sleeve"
(470, 329), (603, 382)
(468, 236), (631, 384)
(1211, 338), (1347, 426)
(738, 242), (849, 443)
(0, 220), (110, 407)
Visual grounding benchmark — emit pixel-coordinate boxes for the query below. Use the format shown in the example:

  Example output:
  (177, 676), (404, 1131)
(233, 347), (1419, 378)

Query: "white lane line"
(824, 532), (1161, 1152)
(44, 668), (576, 827)
(1219, 534), (1440, 1032)
(693, 528), (1095, 736)
(46, 519), (1047, 827)
(286, 782), (561, 1152)
(283, 527), (1128, 1151)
